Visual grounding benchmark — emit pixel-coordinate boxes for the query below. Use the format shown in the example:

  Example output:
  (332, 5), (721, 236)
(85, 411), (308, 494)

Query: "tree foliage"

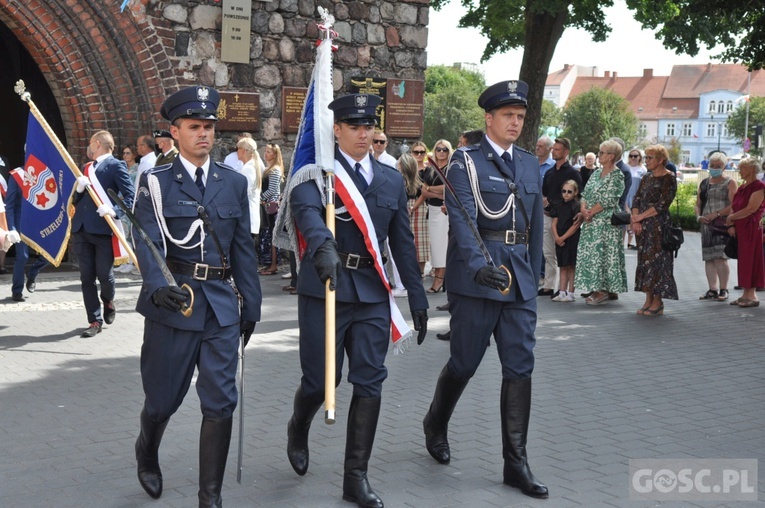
(540, 100), (563, 137)
(726, 97), (765, 144)
(423, 65), (486, 147)
(430, 0), (765, 151)
(560, 87), (638, 154)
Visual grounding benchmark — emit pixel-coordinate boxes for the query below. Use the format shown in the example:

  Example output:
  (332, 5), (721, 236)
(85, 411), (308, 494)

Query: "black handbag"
(611, 211), (631, 226)
(724, 235), (738, 259)
(709, 216), (730, 236)
(661, 197), (684, 257)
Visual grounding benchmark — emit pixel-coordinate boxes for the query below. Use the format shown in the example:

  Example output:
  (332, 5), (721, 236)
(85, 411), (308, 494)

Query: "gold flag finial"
(14, 80), (31, 102)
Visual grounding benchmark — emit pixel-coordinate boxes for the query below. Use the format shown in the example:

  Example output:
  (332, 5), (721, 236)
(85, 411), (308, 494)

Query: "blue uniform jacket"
(290, 150), (428, 312)
(4, 175), (23, 230)
(133, 159), (262, 331)
(71, 155), (135, 235)
(445, 137), (544, 302)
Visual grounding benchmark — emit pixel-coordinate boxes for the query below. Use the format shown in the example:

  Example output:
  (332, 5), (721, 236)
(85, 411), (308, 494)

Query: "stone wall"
(0, 0), (427, 162)
(160, 0), (429, 162)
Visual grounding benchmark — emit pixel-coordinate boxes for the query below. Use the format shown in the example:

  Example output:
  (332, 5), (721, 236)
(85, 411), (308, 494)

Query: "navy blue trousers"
(446, 293), (537, 381)
(140, 306), (239, 421)
(73, 230), (115, 324)
(298, 296), (390, 399)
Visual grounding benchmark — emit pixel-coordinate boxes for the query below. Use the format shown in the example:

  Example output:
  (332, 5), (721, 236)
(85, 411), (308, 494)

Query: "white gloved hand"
(97, 204), (117, 218)
(6, 230), (21, 244)
(76, 176), (91, 193)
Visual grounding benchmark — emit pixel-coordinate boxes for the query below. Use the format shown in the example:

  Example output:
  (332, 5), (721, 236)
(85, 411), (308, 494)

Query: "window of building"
(708, 101), (716, 113)
(722, 124), (729, 138)
(726, 100), (734, 112)
(638, 123), (647, 138)
(707, 123), (717, 137)
(681, 150), (690, 164)
(717, 101), (725, 113)
(682, 123), (692, 137)
(665, 123), (676, 137)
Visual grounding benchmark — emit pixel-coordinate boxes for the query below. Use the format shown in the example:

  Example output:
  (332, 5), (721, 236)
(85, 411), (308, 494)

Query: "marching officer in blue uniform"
(285, 93), (428, 508)
(131, 86), (262, 507)
(422, 80), (549, 499)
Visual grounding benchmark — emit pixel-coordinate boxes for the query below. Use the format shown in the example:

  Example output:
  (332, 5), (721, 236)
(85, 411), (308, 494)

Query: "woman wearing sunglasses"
(421, 140), (453, 292)
(409, 141), (431, 276)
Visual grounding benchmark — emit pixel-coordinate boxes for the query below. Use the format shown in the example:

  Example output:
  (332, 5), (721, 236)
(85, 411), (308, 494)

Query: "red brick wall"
(0, 0), (177, 160)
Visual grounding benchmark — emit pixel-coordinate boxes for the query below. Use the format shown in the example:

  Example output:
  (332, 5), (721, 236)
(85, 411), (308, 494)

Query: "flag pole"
(317, 11), (337, 425)
(14, 80), (139, 268)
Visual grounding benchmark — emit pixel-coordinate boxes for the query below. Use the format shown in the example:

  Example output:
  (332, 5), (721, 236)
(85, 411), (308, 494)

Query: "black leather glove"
(475, 266), (510, 290)
(152, 286), (189, 312)
(240, 319), (256, 347)
(314, 239), (341, 291)
(411, 310), (428, 345)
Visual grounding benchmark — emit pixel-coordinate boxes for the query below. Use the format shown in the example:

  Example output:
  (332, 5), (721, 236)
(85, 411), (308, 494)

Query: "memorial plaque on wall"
(385, 79), (424, 139)
(222, 0), (252, 64)
(217, 92), (260, 132)
(282, 87), (308, 134)
(349, 77), (387, 131)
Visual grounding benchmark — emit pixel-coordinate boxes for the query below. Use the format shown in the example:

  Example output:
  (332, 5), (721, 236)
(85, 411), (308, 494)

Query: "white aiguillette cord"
(147, 174), (207, 260)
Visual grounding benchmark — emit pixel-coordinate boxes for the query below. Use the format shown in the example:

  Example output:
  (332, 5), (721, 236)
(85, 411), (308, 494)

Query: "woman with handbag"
(725, 158), (765, 307)
(631, 144), (678, 316)
(695, 152), (737, 301)
(574, 139), (628, 305)
(259, 143), (285, 275)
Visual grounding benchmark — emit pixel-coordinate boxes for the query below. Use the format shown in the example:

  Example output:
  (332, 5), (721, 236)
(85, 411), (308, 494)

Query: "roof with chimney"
(547, 64), (765, 120)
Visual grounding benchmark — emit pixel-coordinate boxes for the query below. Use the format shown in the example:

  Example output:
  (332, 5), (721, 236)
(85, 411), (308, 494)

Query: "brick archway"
(0, 0), (177, 159)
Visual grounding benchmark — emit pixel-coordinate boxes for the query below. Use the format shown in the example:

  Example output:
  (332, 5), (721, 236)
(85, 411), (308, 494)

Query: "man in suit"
(285, 93), (428, 508)
(71, 130), (134, 337)
(153, 129), (178, 167)
(4, 166), (50, 301)
(131, 86), (261, 507)
(422, 80), (549, 499)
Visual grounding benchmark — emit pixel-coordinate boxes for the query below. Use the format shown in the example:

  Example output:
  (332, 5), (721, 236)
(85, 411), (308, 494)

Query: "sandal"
(644, 304), (664, 316)
(716, 289), (729, 301)
(699, 289), (719, 300)
(730, 298), (742, 306)
(259, 268), (278, 275)
(737, 298), (760, 308)
(427, 276), (445, 293)
(585, 292), (608, 306)
(637, 306), (649, 315)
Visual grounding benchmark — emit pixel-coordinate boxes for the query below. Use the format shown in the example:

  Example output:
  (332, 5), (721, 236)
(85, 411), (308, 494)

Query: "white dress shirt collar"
(178, 154), (210, 184)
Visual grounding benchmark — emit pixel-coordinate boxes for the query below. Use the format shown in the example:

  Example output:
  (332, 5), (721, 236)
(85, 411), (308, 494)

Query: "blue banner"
(18, 112), (75, 266)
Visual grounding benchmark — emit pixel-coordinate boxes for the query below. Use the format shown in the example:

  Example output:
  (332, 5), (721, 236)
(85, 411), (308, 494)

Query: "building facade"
(545, 63), (765, 165)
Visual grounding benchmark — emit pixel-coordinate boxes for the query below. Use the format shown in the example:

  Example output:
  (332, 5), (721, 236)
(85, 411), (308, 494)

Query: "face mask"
(709, 169), (723, 177)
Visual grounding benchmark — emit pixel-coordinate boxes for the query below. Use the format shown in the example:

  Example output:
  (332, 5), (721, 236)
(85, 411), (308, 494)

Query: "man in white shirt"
(135, 135), (157, 184)
(371, 131), (397, 167)
(223, 132), (252, 172)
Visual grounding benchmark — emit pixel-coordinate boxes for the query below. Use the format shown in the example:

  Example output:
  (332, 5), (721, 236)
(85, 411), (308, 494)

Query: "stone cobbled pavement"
(1, 232), (763, 507)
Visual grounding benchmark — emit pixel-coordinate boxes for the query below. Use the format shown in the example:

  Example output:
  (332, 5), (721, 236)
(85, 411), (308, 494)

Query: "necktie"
(501, 152), (516, 180)
(354, 162), (368, 191)
(195, 167), (205, 195)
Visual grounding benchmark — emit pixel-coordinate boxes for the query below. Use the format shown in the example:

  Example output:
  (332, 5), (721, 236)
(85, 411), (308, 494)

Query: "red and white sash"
(333, 164), (412, 349)
(84, 161), (129, 263)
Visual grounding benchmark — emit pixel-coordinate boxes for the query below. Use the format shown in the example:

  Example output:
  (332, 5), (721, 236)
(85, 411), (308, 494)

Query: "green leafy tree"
(423, 65), (486, 146)
(540, 100), (563, 137)
(726, 96), (765, 144)
(431, 0), (765, 152)
(560, 88), (638, 154)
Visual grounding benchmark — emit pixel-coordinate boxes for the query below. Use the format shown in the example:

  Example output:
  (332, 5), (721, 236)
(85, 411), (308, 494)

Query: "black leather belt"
(167, 260), (232, 280)
(479, 229), (528, 245)
(339, 252), (376, 269)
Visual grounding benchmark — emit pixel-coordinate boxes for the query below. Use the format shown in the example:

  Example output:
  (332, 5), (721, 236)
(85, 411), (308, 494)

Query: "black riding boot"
(422, 365), (469, 464)
(198, 416), (233, 508)
(501, 378), (548, 499)
(135, 409), (169, 499)
(287, 386), (324, 476)
(342, 395), (384, 508)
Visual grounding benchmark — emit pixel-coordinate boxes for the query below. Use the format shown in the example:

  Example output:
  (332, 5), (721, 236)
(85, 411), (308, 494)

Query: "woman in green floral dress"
(574, 139), (628, 305)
